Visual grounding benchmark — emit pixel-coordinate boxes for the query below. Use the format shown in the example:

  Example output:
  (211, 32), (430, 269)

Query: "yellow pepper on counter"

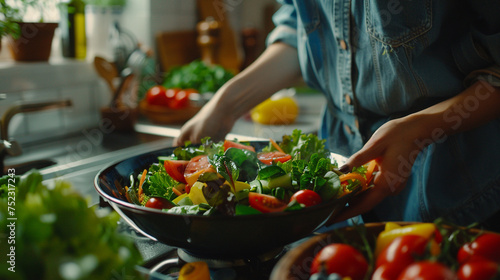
(374, 223), (440, 257)
(178, 261), (210, 280)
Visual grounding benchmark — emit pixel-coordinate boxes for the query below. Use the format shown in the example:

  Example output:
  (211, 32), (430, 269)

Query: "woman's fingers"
(331, 161), (407, 223)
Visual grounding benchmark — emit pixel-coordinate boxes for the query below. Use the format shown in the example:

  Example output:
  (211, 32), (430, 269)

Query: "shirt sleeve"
(452, 2), (500, 87)
(266, 0), (299, 49)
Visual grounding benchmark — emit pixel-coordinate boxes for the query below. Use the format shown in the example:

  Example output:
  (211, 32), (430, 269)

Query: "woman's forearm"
(211, 42), (302, 120)
(174, 42), (302, 144)
(401, 80), (500, 147)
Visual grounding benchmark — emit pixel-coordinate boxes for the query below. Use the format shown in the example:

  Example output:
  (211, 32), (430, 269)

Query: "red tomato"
(223, 140), (256, 152)
(397, 261), (457, 280)
(257, 151), (292, 165)
(457, 233), (500, 264)
(184, 155), (215, 187)
(372, 263), (405, 280)
(457, 260), (499, 280)
(164, 160), (189, 184)
(289, 189), (322, 207)
(169, 89), (196, 109)
(146, 85), (168, 106)
(310, 243), (368, 280)
(145, 197), (174, 210)
(248, 192), (287, 213)
(375, 235), (430, 279)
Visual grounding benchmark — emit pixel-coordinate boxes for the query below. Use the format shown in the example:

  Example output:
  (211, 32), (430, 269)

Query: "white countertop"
(134, 92), (325, 141)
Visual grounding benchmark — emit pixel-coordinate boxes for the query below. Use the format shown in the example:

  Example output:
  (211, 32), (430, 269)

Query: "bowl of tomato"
(139, 85), (204, 124)
(270, 221), (500, 280)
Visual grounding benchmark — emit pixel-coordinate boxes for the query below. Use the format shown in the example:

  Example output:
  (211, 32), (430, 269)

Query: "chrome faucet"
(0, 99), (73, 175)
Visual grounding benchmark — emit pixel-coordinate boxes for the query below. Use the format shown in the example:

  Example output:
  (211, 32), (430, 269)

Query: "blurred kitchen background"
(0, 0), (282, 142)
(0, 0), (324, 185)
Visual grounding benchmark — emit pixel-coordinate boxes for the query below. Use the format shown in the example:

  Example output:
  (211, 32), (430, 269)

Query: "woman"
(175, 1), (500, 230)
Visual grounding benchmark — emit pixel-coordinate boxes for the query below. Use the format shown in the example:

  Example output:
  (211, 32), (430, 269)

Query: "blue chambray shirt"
(267, 0), (500, 227)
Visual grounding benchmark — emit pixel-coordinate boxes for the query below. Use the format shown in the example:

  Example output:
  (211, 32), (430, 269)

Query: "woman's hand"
(333, 80), (500, 222)
(333, 116), (426, 222)
(174, 93), (236, 145)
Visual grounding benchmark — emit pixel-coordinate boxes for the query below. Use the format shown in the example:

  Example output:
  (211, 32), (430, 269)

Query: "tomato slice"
(257, 151), (292, 165)
(290, 189), (322, 207)
(184, 155), (216, 187)
(223, 140), (256, 152)
(248, 192), (287, 213)
(164, 160), (189, 184)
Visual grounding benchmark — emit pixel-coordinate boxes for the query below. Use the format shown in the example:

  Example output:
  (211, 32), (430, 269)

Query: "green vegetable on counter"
(162, 60), (234, 93)
(0, 172), (143, 280)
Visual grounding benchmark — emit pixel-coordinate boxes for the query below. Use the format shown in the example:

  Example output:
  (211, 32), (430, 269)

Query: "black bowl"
(94, 142), (353, 258)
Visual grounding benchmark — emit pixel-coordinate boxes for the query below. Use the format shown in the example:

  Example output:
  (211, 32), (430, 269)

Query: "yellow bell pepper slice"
(173, 193), (188, 204)
(384, 221), (402, 231)
(189, 182), (208, 205)
(178, 261), (210, 280)
(374, 223), (439, 257)
(234, 181), (251, 192)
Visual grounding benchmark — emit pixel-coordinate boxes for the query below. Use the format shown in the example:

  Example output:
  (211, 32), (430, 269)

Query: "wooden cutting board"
(156, 30), (200, 72)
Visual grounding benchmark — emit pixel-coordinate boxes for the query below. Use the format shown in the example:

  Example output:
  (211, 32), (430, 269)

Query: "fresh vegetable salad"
(125, 130), (374, 216)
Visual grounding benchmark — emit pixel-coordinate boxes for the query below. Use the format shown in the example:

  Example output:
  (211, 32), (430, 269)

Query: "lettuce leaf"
(265, 129), (330, 162)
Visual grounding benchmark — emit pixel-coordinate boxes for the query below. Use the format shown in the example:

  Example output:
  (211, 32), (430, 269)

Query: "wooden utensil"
(93, 56), (118, 94)
(110, 67), (134, 109)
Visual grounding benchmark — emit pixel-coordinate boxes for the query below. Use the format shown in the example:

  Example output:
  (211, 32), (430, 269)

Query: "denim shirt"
(267, 0), (500, 227)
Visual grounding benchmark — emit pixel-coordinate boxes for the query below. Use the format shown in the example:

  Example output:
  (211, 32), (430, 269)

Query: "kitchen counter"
(135, 92), (325, 141)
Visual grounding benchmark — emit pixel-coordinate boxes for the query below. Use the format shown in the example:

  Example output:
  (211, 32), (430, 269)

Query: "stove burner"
(147, 247), (287, 280)
(178, 247), (285, 268)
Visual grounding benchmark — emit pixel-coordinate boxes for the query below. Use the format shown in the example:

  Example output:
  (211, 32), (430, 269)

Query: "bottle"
(59, 0), (86, 59)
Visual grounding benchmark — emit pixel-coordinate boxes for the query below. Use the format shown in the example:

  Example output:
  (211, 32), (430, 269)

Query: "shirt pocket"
(365, 0), (432, 47)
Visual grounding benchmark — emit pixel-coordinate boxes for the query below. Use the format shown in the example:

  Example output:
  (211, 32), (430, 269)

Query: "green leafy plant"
(0, 171), (144, 280)
(0, 0), (20, 38)
(0, 0), (60, 38)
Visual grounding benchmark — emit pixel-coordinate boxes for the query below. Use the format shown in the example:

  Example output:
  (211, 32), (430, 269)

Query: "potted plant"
(0, 1), (19, 53)
(1, 0), (60, 61)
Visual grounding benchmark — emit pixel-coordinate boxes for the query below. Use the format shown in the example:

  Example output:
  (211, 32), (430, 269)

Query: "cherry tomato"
(257, 151), (292, 165)
(290, 189), (322, 207)
(164, 160), (189, 184)
(397, 261), (457, 280)
(146, 85), (169, 106)
(375, 235), (430, 279)
(184, 155), (215, 187)
(457, 233), (500, 264)
(248, 192), (287, 213)
(372, 263), (405, 280)
(310, 243), (368, 280)
(145, 197), (174, 210)
(169, 89), (195, 109)
(457, 259), (499, 280)
(223, 140), (256, 152)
